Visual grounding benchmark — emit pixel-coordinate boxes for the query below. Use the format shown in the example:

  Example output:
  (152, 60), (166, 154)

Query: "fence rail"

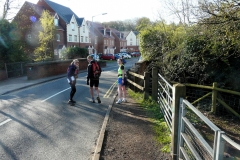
(127, 67), (240, 160)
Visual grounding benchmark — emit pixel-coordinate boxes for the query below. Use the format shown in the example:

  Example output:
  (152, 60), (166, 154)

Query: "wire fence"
(0, 62), (28, 78)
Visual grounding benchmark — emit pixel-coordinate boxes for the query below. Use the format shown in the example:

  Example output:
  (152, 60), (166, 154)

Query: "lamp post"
(92, 13), (107, 60)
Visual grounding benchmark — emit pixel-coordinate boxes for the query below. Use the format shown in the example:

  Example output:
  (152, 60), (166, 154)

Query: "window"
(74, 35), (77, 42)
(95, 37), (97, 44)
(54, 19), (58, 26)
(89, 38), (91, 43)
(71, 22), (75, 31)
(85, 37), (88, 43)
(81, 36), (83, 42)
(83, 25), (85, 33)
(69, 35), (72, 42)
(130, 38), (132, 41)
(130, 42), (132, 45)
(104, 40), (106, 44)
(56, 34), (60, 41)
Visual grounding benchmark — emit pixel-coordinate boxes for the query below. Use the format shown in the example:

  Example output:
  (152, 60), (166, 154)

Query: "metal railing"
(179, 98), (240, 160)
(157, 73), (173, 132)
(126, 66), (240, 160)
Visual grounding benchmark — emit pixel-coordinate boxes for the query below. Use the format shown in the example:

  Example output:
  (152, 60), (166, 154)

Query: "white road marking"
(41, 87), (71, 102)
(0, 119), (12, 126)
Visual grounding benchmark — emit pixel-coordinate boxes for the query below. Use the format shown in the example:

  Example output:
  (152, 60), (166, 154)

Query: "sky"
(1, 0), (174, 23)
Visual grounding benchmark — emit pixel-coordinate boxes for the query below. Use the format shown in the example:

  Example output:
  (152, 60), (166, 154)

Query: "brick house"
(13, 0), (94, 59)
(87, 21), (115, 54)
(125, 31), (140, 52)
(110, 28), (127, 53)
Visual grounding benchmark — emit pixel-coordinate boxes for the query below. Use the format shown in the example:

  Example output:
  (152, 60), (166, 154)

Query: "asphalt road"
(0, 57), (139, 160)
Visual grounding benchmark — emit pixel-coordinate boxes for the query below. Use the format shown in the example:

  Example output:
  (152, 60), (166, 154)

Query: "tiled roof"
(45, 0), (81, 24)
(76, 18), (84, 26)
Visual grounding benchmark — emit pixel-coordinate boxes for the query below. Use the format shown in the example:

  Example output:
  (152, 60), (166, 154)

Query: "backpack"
(92, 62), (101, 79)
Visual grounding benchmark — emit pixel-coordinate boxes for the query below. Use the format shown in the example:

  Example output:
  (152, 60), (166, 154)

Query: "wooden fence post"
(144, 72), (150, 99)
(152, 67), (158, 101)
(171, 83), (186, 160)
(212, 82), (217, 114)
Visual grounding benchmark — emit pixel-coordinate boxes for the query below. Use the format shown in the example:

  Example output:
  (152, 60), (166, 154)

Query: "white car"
(118, 53), (131, 59)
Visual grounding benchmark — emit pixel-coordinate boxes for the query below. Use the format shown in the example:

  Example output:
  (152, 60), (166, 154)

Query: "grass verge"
(127, 89), (171, 153)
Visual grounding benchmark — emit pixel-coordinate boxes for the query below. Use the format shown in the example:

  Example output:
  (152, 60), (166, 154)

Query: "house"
(88, 21), (115, 54)
(110, 28), (127, 53)
(125, 31), (140, 52)
(13, 0), (94, 59)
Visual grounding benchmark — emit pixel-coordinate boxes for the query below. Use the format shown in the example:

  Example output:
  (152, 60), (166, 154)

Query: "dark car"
(131, 52), (141, 57)
(100, 54), (115, 60)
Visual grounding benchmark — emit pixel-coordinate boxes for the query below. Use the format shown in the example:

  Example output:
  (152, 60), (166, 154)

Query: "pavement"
(0, 74), (67, 95)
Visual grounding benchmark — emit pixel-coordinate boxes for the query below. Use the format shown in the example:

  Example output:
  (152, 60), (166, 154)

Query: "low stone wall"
(26, 59), (106, 80)
(0, 70), (7, 81)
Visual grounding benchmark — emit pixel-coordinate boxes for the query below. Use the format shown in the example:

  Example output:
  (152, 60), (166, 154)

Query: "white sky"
(1, 0), (175, 23)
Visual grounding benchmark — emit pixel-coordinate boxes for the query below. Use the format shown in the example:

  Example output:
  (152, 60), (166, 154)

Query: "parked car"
(90, 54), (99, 61)
(116, 53), (131, 59)
(131, 52), (141, 57)
(121, 53), (131, 59)
(114, 54), (120, 60)
(100, 54), (115, 60)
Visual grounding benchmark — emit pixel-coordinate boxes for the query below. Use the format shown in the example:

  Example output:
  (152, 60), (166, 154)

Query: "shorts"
(90, 79), (99, 87)
(118, 77), (127, 85)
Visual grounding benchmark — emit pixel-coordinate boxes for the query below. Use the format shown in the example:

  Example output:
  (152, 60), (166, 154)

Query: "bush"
(61, 47), (88, 59)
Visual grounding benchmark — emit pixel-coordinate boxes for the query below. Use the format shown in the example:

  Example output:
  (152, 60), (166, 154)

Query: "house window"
(95, 37), (97, 44)
(54, 19), (58, 26)
(74, 35), (77, 42)
(71, 22), (75, 31)
(56, 34), (60, 41)
(69, 35), (72, 42)
(81, 36), (83, 42)
(89, 38), (91, 43)
(85, 37), (88, 43)
(130, 38), (132, 41)
(83, 25), (85, 33)
(130, 42), (132, 45)
(104, 40), (106, 44)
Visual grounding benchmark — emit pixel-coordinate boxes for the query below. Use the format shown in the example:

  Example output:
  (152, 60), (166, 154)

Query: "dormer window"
(71, 22), (75, 31)
(104, 28), (106, 35)
(110, 30), (112, 36)
(54, 19), (58, 26)
(54, 14), (59, 26)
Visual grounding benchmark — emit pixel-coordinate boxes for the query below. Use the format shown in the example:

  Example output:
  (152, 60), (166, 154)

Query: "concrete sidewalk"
(0, 74), (66, 95)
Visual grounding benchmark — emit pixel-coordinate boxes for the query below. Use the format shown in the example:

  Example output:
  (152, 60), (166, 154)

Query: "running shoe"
(96, 97), (101, 103)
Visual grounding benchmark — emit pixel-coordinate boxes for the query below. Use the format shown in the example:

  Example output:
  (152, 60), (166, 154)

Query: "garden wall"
(26, 59), (106, 80)
(0, 70), (7, 81)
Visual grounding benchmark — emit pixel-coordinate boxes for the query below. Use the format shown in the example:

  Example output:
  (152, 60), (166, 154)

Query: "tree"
(34, 10), (56, 61)
(0, 19), (28, 65)
(1, 0), (22, 20)
(135, 17), (152, 31)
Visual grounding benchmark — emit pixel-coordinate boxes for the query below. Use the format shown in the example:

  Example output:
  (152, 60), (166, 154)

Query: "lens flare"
(30, 16), (37, 23)
(0, 37), (8, 48)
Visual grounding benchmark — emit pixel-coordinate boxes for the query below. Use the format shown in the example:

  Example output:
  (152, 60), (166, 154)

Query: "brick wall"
(26, 59), (106, 80)
(0, 70), (7, 81)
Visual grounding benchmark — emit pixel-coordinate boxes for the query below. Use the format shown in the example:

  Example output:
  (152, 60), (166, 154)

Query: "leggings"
(69, 80), (76, 100)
